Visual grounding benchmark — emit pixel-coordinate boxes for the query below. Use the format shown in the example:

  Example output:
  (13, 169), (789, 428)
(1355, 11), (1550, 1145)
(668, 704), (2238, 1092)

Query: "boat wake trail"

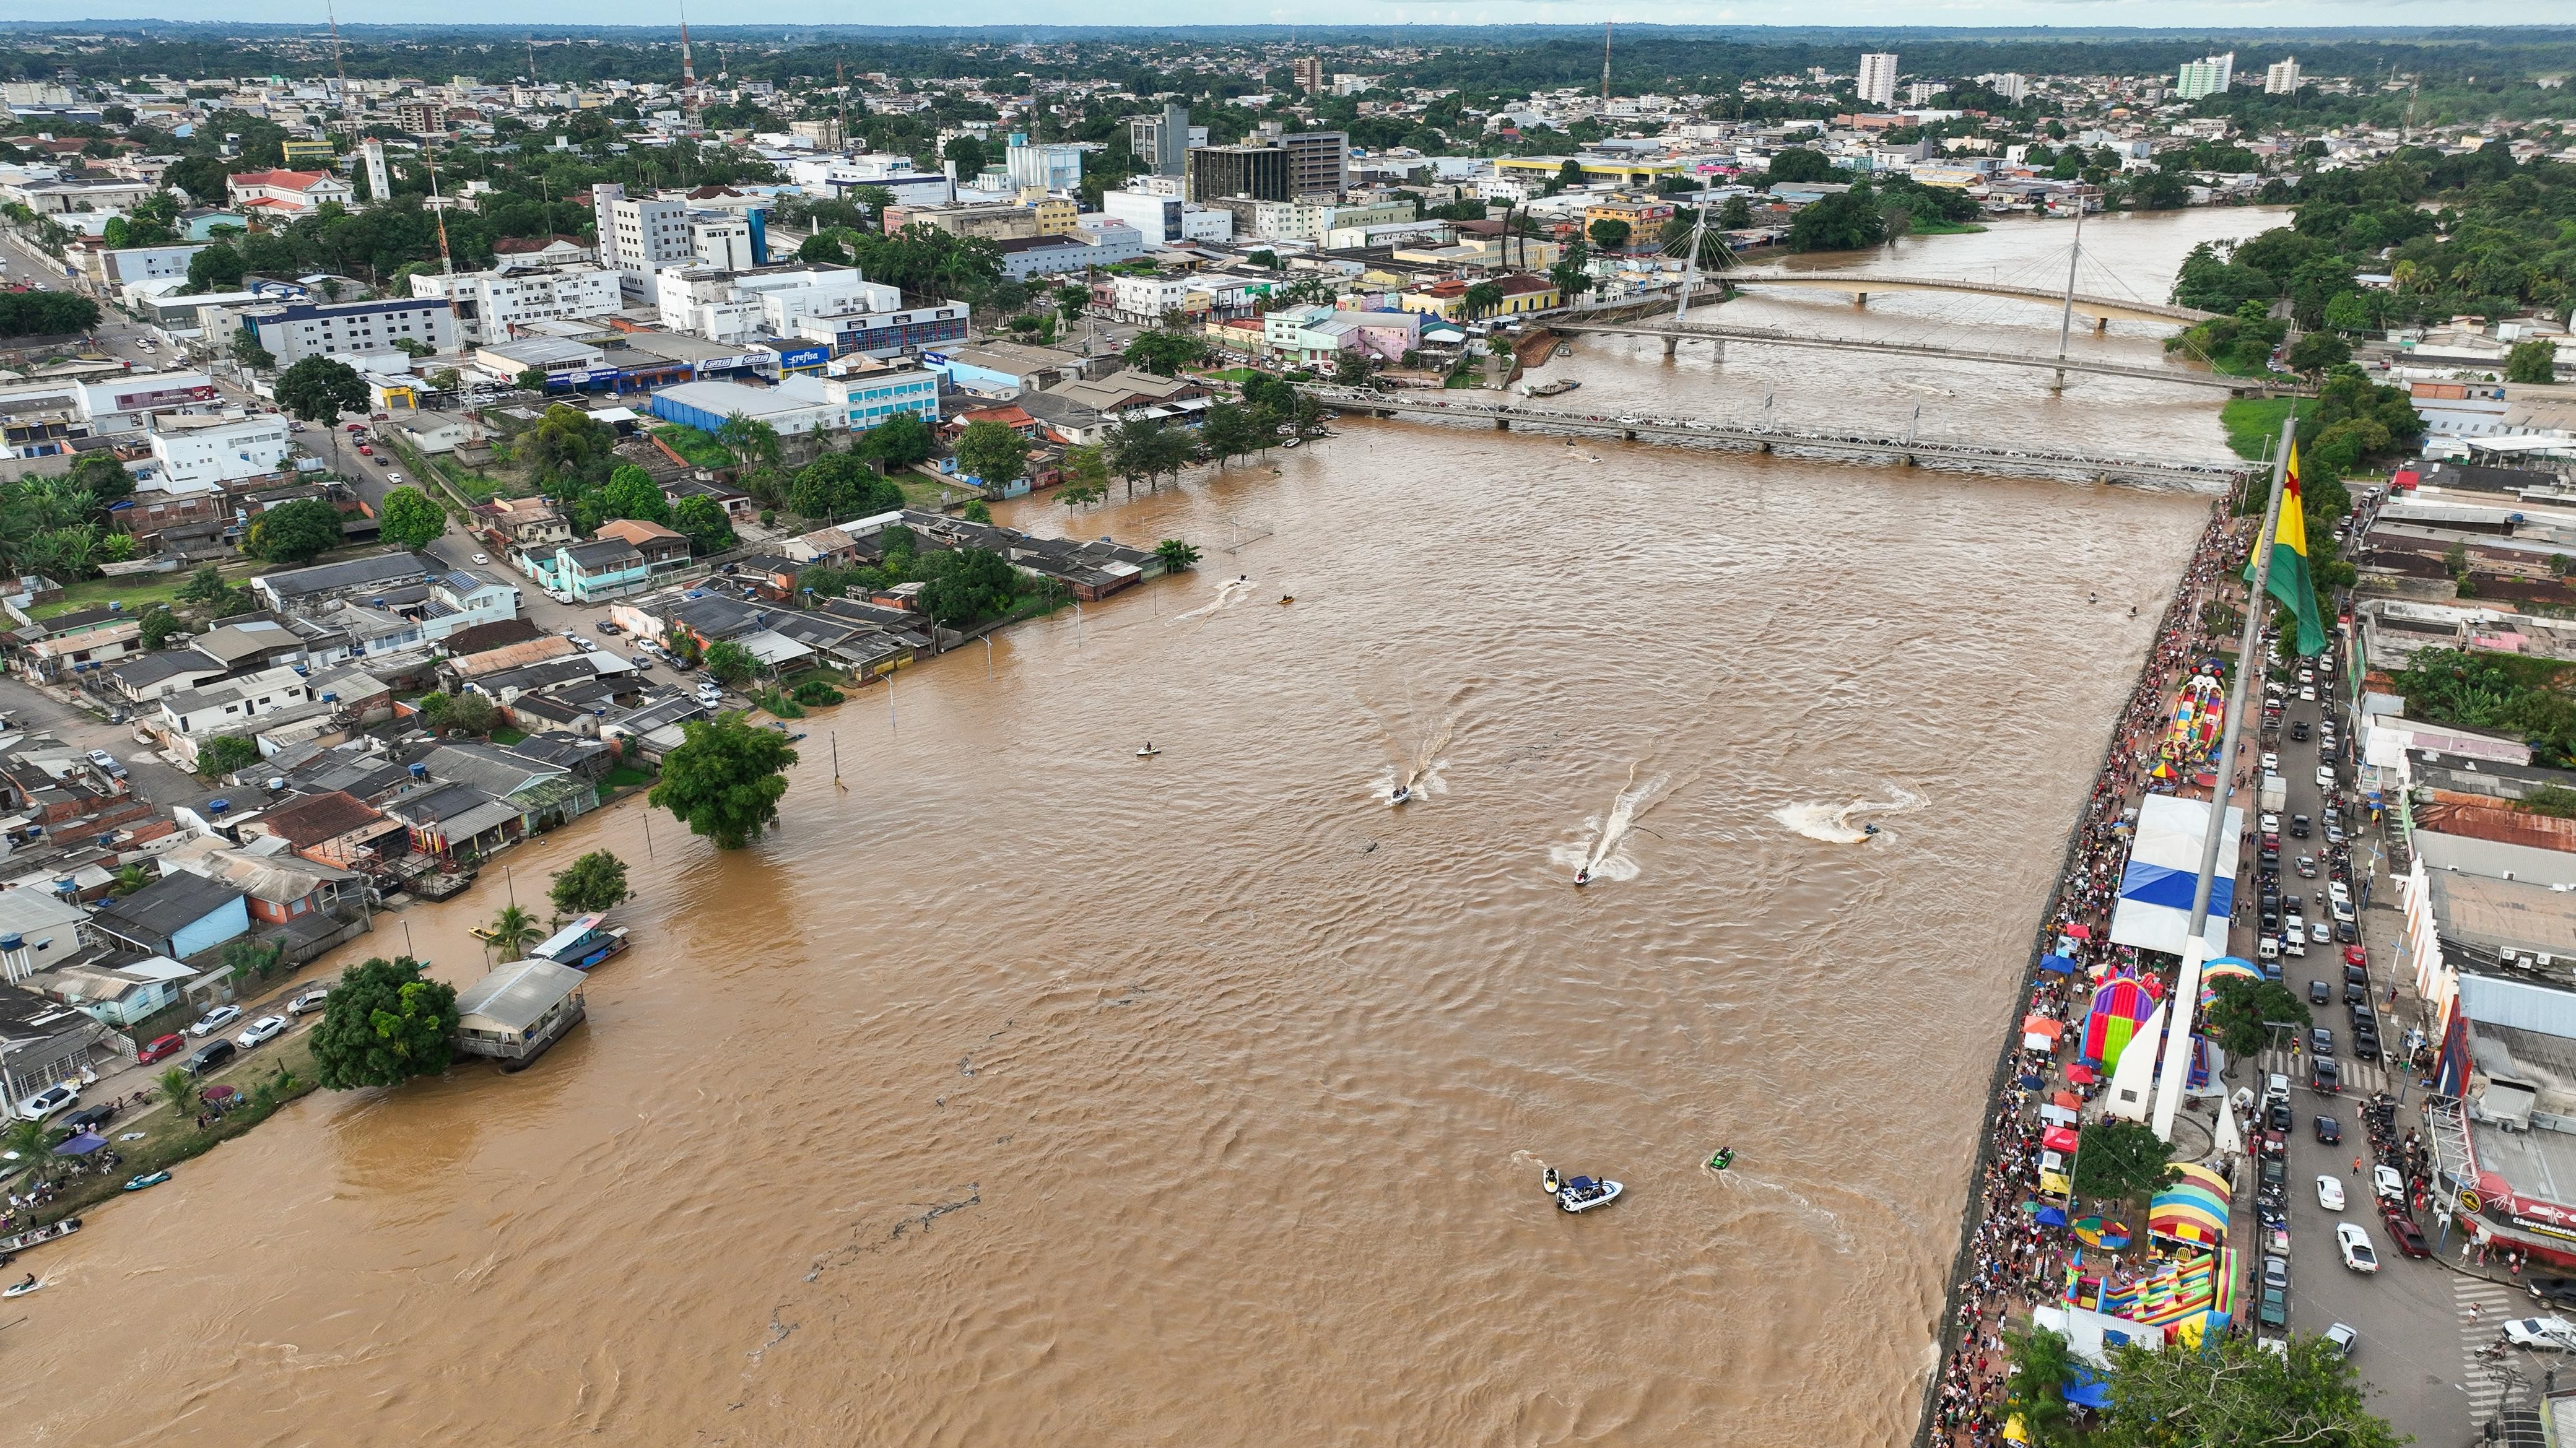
(1771, 786), (1928, 845)
(1375, 706), (1461, 804)
(1705, 1168), (1857, 1256)
(1549, 765), (1673, 883)
(1167, 575), (1258, 625)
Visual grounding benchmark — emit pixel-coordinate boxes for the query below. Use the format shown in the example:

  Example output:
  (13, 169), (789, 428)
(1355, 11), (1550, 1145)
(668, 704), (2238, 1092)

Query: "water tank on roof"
(1, 934), (23, 953)
(266, 776), (286, 792)
(322, 692), (337, 703)
(409, 763), (428, 779)
(51, 877), (73, 895)
(208, 799), (229, 814)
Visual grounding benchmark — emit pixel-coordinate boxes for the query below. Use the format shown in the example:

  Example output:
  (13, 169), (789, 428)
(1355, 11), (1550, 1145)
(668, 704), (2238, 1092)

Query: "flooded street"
(19, 211), (2267, 1447)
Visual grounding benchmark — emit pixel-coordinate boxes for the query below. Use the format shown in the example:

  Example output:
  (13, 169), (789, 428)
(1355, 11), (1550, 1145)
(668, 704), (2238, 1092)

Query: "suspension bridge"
(1553, 319), (2297, 394)
(1295, 386), (2255, 492)
(1718, 271), (2216, 326)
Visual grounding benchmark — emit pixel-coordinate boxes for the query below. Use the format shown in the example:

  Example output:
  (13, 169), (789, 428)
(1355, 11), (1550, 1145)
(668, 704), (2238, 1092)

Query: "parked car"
(2260, 752), (2279, 771)
(596, 621), (622, 635)
(2323, 1323), (2357, 1356)
(2266, 1103), (2292, 1134)
(2335, 1222), (2379, 1273)
(15, 1082), (77, 1121)
(472, 553), (490, 565)
(2374, 1164), (2407, 1203)
(2352, 1028), (2381, 1062)
(288, 987), (330, 1017)
(2317, 1174), (2346, 1210)
(62, 1103), (115, 1132)
(2258, 1283), (2289, 1329)
(188, 1004), (242, 1036)
(85, 748), (116, 769)
(2308, 979), (2330, 1005)
(2528, 1277), (2576, 1307)
(2309, 1026), (2334, 1056)
(2315, 764), (2335, 787)
(2262, 1254), (2290, 1291)
(235, 1015), (289, 1048)
(136, 1032), (186, 1063)
(2315, 1115), (2342, 1145)
(185, 1039), (235, 1075)
(2383, 1213), (2430, 1259)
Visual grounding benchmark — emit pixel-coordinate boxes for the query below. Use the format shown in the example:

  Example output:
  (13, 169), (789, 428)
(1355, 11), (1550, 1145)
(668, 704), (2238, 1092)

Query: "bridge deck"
(1728, 271), (2214, 324)
(1556, 321), (2283, 393)
(1298, 386), (2250, 492)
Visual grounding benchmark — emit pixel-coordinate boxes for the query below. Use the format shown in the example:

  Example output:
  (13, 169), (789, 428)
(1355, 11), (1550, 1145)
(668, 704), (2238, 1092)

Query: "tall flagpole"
(2147, 415), (2295, 1142)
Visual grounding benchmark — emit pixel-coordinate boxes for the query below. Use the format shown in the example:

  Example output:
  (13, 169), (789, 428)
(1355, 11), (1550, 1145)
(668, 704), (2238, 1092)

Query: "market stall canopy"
(2042, 1126), (2082, 1153)
(2109, 793), (2243, 958)
(51, 1132), (105, 1156)
(2066, 1064), (2099, 1085)
(2022, 1015), (2066, 1039)
(2052, 1091), (2084, 1111)
(2039, 953), (2078, 974)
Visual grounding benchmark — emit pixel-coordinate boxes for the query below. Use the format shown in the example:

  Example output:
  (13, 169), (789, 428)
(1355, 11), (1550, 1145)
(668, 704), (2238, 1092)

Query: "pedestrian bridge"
(1554, 320), (2295, 395)
(1299, 386), (2253, 492)
(1726, 271), (2216, 326)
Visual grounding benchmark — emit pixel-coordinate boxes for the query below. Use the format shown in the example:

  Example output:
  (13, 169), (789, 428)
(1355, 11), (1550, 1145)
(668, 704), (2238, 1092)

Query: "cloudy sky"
(0, 3), (2556, 27)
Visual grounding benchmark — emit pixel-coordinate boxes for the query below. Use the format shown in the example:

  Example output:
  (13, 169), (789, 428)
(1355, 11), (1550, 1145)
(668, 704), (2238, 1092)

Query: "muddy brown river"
(19, 209), (2274, 1447)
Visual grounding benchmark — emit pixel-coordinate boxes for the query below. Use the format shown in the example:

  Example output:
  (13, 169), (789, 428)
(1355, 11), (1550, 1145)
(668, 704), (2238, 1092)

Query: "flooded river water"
(20, 209), (2275, 1447)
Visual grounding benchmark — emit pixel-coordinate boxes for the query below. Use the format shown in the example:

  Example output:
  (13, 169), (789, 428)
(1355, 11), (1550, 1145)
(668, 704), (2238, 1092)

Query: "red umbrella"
(2042, 1126), (2083, 1153)
(2021, 1015), (2066, 1040)
(2066, 1064), (2100, 1085)
(201, 1085), (238, 1102)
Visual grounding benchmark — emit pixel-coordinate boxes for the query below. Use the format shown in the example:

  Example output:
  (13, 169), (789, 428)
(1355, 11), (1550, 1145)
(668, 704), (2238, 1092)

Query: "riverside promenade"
(1911, 503), (2256, 1448)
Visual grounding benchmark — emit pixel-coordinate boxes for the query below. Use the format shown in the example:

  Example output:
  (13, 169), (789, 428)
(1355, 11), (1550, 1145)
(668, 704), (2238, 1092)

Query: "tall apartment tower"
(2176, 53), (2236, 100)
(1292, 57), (1323, 92)
(1126, 102), (1196, 178)
(1281, 129), (1349, 199)
(1856, 53), (1899, 107)
(2264, 57), (2303, 95)
(359, 137), (393, 204)
(590, 181), (692, 297)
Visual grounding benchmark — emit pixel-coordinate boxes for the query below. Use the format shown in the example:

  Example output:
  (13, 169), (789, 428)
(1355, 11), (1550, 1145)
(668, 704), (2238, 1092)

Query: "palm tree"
(487, 904), (543, 958)
(1, 1116), (46, 1187)
(1153, 539), (1201, 574)
(110, 864), (151, 896)
(155, 1065), (194, 1118)
(716, 412), (783, 469)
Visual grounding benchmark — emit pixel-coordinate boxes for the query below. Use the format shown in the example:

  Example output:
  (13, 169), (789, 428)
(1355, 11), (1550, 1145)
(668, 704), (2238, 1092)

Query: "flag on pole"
(2248, 441), (2328, 657)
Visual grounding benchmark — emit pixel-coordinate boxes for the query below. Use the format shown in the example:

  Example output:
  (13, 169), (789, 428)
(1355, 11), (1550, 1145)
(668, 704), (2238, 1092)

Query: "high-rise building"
(1127, 103), (1199, 178)
(1004, 132), (1086, 192)
(591, 183), (694, 297)
(1856, 53), (1899, 107)
(2176, 52), (2236, 100)
(1906, 81), (1939, 106)
(1279, 129), (1349, 199)
(1989, 72), (2029, 102)
(1292, 57), (1323, 92)
(2265, 57), (2304, 95)
(1185, 144), (1290, 204)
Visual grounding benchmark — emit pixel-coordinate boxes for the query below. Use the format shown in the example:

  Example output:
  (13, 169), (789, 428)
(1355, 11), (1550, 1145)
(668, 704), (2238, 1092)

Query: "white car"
(2260, 752), (2279, 771)
(2316, 1174), (2346, 1210)
(235, 1015), (289, 1049)
(2260, 813), (2281, 835)
(2323, 1323), (2357, 1356)
(85, 748), (116, 769)
(288, 987), (330, 1017)
(2311, 922), (2331, 944)
(472, 553), (490, 565)
(2316, 766), (2336, 789)
(15, 1082), (77, 1122)
(2374, 1164), (2407, 1203)
(188, 1004), (243, 1036)
(2502, 1317), (2576, 1351)
(2301, 686), (2318, 701)
(2335, 1221), (2378, 1273)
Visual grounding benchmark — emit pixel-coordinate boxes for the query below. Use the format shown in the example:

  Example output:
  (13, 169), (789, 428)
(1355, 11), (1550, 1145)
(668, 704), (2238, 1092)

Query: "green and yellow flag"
(2248, 441), (2329, 657)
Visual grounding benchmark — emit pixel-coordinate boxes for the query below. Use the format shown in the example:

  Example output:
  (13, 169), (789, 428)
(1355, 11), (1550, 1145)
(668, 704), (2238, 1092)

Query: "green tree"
(853, 411), (936, 469)
(0, 1117), (43, 1187)
(1548, 239), (1595, 301)
(377, 485), (448, 550)
(515, 368), (549, 392)
(242, 498), (345, 564)
(1122, 329), (1212, 376)
(702, 639), (757, 687)
(550, 850), (632, 916)
(310, 955), (459, 1090)
(484, 904), (542, 958)
(1762, 147), (1835, 185)
(2001, 1324), (2078, 1448)
(596, 464), (671, 526)
(1154, 538), (1202, 573)
(273, 356), (367, 427)
(1586, 217), (1632, 251)
(1786, 189), (1888, 253)
(715, 412), (783, 469)
(1717, 195), (1754, 230)
(960, 498), (993, 523)
(916, 546), (1023, 625)
(1199, 401), (1259, 463)
(137, 604), (185, 650)
(1058, 443), (1110, 508)
(2287, 332), (2352, 377)
(2072, 1119), (2178, 1202)
(2508, 339), (2561, 384)
(2205, 977), (2312, 1059)
(649, 713), (798, 849)
(954, 418), (1030, 491)
(110, 863), (151, 896)
(942, 134), (990, 176)
(2095, 1329), (2401, 1448)
(186, 243), (246, 293)
(67, 450), (133, 506)
(1460, 280), (1507, 319)
(671, 495), (735, 554)
(155, 1065), (195, 1119)
(524, 404), (612, 477)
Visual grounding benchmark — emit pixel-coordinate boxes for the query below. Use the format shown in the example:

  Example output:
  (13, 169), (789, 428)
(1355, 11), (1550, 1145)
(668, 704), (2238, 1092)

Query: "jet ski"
(1707, 1148), (1734, 1171)
(1862, 824), (1881, 837)
(1390, 784), (1411, 805)
(2, 1277), (41, 1299)
(1573, 868), (1590, 887)
(1543, 1167), (1623, 1213)
(1136, 742), (1160, 758)
(123, 1171), (172, 1192)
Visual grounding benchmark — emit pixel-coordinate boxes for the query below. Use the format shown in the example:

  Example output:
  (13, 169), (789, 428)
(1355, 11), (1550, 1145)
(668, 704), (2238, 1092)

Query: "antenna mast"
(837, 61), (850, 151)
(425, 149), (455, 277)
(1601, 22), (1613, 107)
(677, 2), (699, 123)
(325, 0), (350, 118)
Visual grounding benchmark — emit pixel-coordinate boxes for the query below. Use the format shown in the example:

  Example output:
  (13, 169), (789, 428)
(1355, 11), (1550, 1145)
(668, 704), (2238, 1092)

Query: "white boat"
(0, 1216), (79, 1255)
(1543, 1168), (1623, 1213)
(1389, 785), (1411, 805)
(1136, 744), (1161, 758)
(2, 1278), (43, 1298)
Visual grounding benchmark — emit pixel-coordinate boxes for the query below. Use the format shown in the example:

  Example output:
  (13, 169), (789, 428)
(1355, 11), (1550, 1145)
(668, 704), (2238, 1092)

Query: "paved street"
(0, 674), (199, 808)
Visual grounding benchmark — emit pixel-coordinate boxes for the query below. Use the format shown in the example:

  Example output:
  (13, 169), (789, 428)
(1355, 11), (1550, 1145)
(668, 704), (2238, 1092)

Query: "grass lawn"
(2219, 397), (2319, 461)
(489, 726), (528, 745)
(13, 1033), (320, 1227)
(1907, 219), (1989, 236)
(1199, 366), (1260, 385)
(604, 765), (653, 790)
(653, 423), (737, 470)
(28, 572), (194, 620)
(894, 471), (967, 509)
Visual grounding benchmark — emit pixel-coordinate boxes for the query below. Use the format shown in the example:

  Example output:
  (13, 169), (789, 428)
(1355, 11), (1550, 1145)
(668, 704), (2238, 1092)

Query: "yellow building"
(1398, 274), (1562, 321)
(280, 139), (337, 168)
(1027, 196), (1080, 236)
(1495, 154), (1682, 187)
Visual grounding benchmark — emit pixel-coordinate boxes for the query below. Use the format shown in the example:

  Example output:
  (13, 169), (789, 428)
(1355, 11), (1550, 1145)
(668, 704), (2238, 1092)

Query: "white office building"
(591, 182), (695, 296)
(1095, 188), (1234, 245)
(2265, 57), (2304, 95)
(147, 414), (295, 487)
(238, 298), (459, 366)
(409, 266), (624, 345)
(1858, 53), (1900, 108)
(1004, 134), (1086, 193)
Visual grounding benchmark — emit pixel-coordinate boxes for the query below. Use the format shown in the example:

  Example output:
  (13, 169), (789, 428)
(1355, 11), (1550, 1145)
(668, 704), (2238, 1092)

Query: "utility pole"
(1601, 22), (1613, 108)
(2148, 414), (2295, 1143)
(2052, 199), (2085, 392)
(837, 61), (850, 152)
(425, 150), (455, 277)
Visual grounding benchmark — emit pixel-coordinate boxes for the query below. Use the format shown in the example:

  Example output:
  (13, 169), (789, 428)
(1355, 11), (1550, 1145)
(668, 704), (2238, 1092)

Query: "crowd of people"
(1932, 506), (2251, 1448)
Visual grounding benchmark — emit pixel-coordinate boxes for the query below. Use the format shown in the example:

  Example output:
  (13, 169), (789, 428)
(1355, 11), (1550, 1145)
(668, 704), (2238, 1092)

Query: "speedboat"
(123, 1171), (171, 1192)
(1543, 1166), (1622, 1213)
(1389, 785), (1411, 805)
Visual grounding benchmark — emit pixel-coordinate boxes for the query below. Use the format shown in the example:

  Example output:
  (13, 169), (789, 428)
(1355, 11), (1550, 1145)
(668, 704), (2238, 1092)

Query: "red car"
(2382, 1210), (2431, 1259)
(136, 1033), (185, 1064)
(2344, 947), (2368, 968)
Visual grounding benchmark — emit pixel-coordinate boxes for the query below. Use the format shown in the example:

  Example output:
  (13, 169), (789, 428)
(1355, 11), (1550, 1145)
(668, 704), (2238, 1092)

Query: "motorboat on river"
(1389, 784), (1411, 805)
(1543, 1166), (1623, 1213)
(0, 1216), (79, 1255)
